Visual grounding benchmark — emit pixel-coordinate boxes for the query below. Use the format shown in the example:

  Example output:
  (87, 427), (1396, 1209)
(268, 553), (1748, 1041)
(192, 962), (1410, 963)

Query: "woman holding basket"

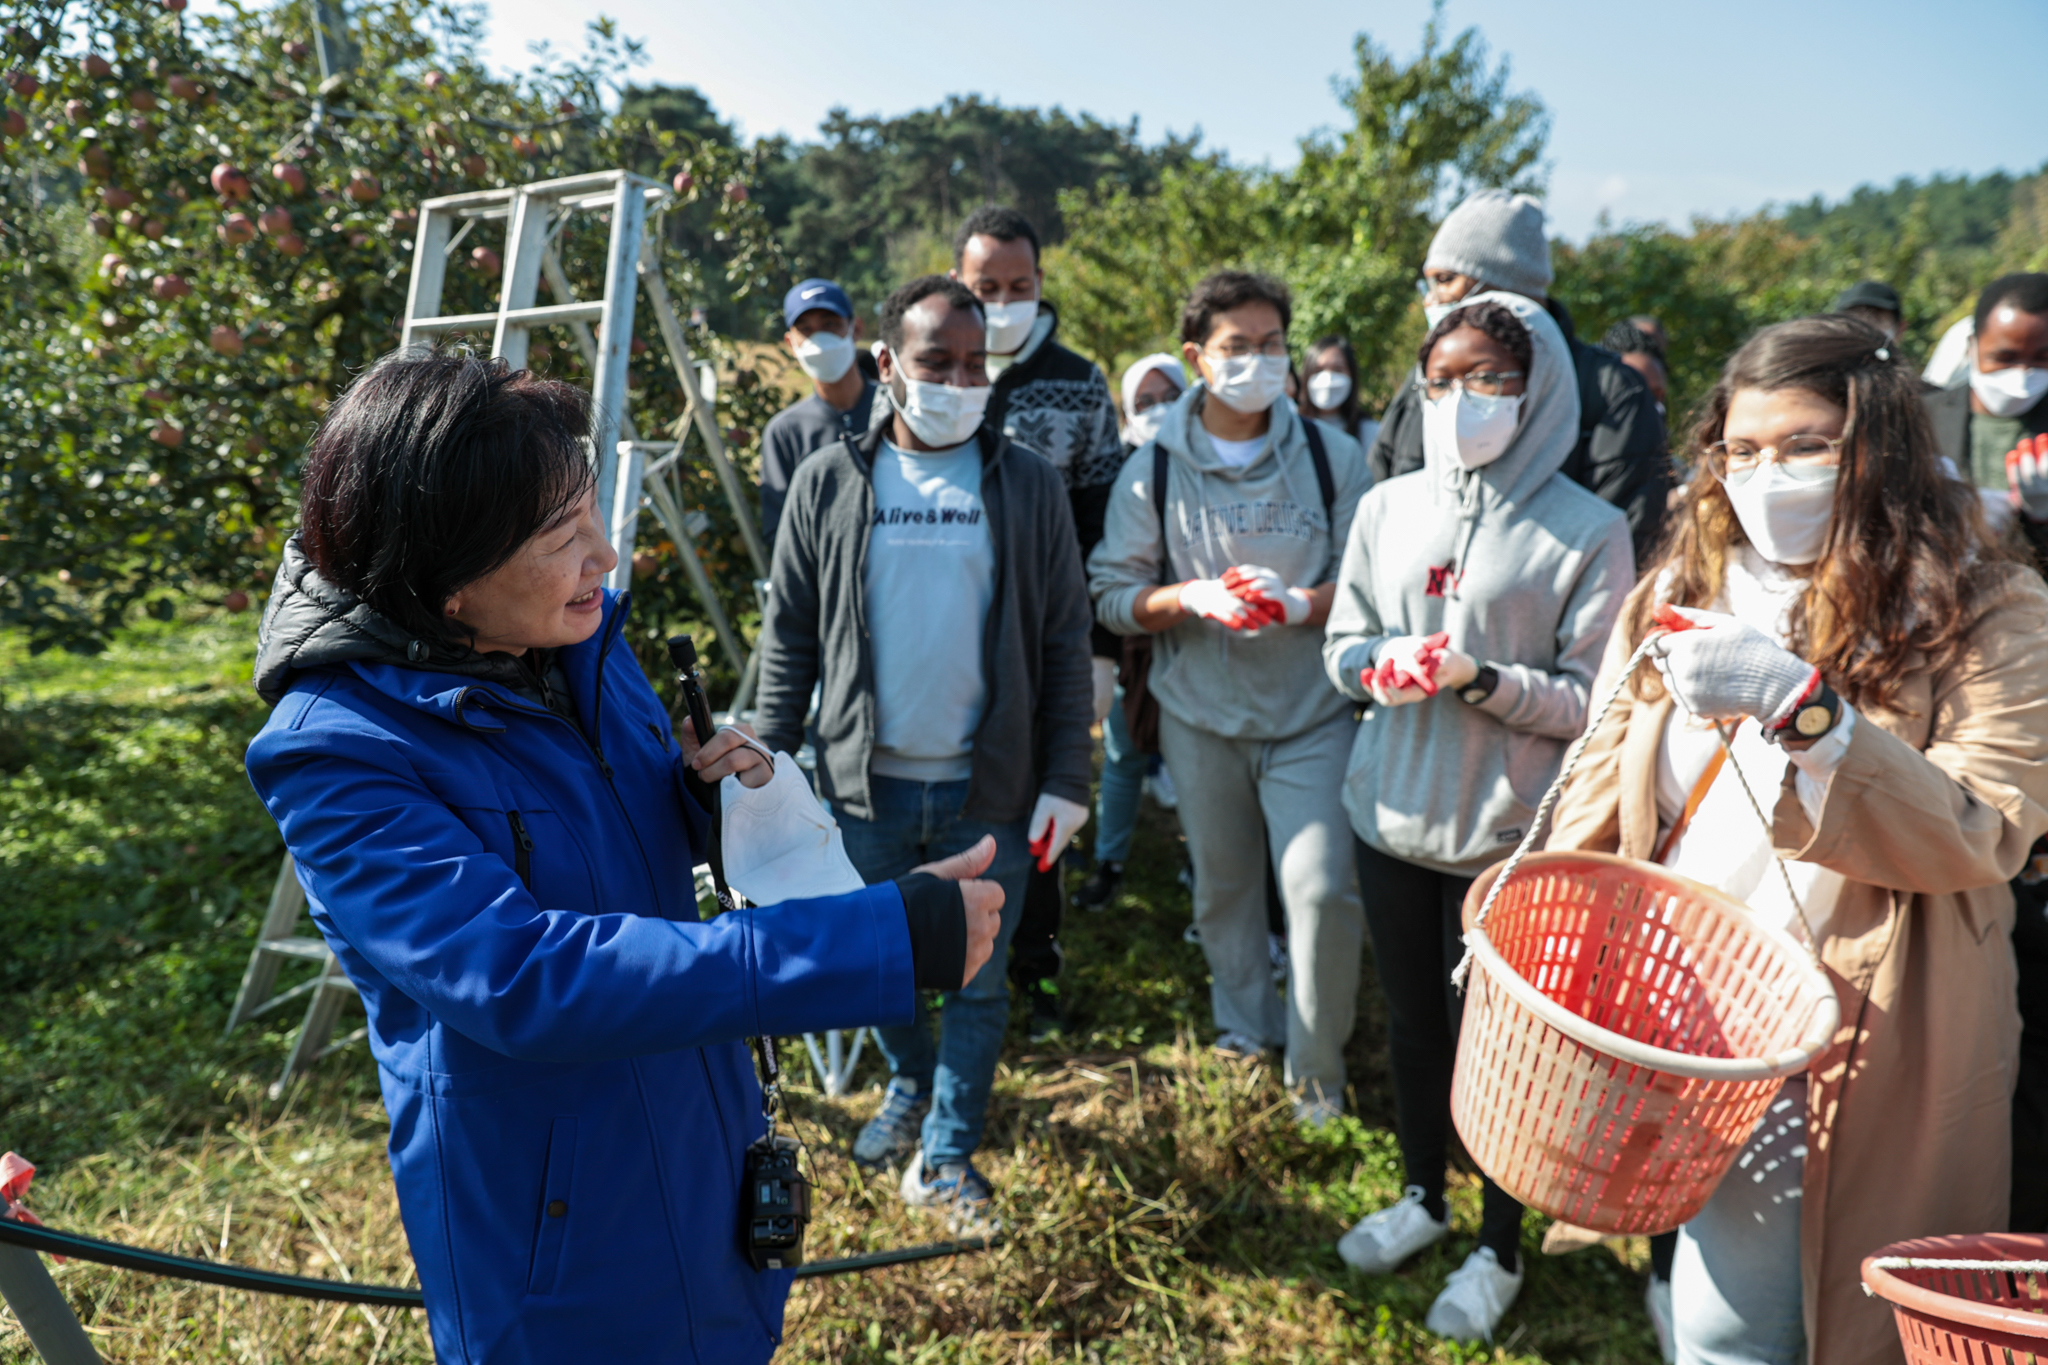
(1547, 313), (2048, 1365)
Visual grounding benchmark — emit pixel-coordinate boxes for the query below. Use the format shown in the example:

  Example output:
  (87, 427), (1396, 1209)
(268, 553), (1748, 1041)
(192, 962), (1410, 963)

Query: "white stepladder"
(230, 169), (868, 1099)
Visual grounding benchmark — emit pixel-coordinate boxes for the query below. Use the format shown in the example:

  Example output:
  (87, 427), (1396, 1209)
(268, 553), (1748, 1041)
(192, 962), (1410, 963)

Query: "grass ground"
(0, 613), (1660, 1363)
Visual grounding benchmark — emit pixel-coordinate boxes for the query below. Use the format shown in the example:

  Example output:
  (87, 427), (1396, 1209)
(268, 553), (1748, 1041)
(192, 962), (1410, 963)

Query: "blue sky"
(471, 0), (2045, 242)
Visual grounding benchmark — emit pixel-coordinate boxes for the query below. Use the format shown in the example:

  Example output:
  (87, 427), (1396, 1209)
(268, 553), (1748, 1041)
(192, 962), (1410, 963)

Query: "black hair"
(298, 347), (595, 649)
(1975, 272), (2048, 333)
(1179, 270), (1292, 347)
(1601, 318), (1666, 361)
(1304, 334), (1363, 429)
(951, 204), (1040, 267)
(879, 275), (984, 353)
(1418, 300), (1532, 373)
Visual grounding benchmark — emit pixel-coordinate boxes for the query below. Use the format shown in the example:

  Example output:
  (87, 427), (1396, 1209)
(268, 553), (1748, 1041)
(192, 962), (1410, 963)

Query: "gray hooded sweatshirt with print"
(1322, 291), (1633, 876)
(1090, 387), (1370, 741)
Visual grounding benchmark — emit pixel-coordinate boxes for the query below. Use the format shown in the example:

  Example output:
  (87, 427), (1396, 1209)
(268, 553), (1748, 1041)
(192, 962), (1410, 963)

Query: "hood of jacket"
(253, 536), (558, 708)
(1419, 289), (1582, 513)
(1152, 380), (1321, 481)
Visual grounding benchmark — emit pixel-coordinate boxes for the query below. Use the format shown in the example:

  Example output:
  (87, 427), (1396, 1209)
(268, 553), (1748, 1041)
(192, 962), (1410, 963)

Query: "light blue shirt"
(865, 438), (995, 782)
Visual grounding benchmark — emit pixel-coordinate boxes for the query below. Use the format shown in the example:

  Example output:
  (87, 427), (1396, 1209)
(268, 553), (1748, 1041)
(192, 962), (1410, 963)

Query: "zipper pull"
(508, 810), (534, 852)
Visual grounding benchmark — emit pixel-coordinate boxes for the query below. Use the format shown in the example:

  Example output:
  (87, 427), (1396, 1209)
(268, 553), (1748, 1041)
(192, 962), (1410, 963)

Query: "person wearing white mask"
(1299, 334), (1380, 451)
(1546, 312), (2048, 1365)
(759, 278), (876, 551)
(1071, 353), (1188, 912)
(949, 204), (1126, 1039)
(1924, 273), (2048, 564)
(1373, 189), (1670, 566)
(1921, 275), (2048, 1242)
(756, 275), (1095, 1230)
(1323, 295), (1632, 1343)
(1090, 271), (1372, 1127)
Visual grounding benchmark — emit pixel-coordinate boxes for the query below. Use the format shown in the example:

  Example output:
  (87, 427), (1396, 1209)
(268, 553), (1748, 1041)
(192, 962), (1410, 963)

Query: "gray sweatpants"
(1158, 709), (1365, 1101)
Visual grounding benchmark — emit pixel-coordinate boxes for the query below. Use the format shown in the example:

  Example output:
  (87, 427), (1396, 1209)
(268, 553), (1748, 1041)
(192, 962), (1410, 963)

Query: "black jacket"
(1923, 383), (2048, 569)
(1370, 296), (1670, 566)
(985, 303), (1126, 659)
(754, 396), (1095, 825)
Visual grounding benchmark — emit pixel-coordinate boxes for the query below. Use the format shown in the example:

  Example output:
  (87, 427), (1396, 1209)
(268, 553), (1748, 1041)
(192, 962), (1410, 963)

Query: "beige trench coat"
(1545, 569), (2048, 1365)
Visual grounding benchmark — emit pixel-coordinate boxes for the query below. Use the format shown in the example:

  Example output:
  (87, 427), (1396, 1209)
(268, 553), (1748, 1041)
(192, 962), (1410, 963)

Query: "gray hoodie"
(1322, 291), (1633, 875)
(1090, 387), (1370, 742)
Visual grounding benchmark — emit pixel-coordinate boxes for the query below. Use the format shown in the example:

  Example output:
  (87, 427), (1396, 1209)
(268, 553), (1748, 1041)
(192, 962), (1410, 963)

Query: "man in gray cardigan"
(755, 274), (1094, 1230)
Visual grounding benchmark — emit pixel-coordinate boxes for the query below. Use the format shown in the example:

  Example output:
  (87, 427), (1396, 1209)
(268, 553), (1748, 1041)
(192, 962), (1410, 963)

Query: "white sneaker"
(1144, 768), (1179, 809)
(1426, 1247), (1525, 1343)
(1211, 1030), (1270, 1061)
(1337, 1185), (1449, 1273)
(1646, 1274), (1675, 1364)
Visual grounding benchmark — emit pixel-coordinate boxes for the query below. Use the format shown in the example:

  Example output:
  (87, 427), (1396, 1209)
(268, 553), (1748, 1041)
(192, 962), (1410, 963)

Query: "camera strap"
(748, 1035), (783, 1140)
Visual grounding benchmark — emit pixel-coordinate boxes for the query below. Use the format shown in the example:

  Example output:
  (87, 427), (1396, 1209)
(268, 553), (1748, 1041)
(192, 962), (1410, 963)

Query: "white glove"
(1091, 656), (1117, 725)
(1365, 632), (1448, 707)
(1221, 564), (1312, 627)
(1178, 577), (1255, 629)
(1647, 605), (1818, 724)
(1027, 791), (1090, 872)
(2008, 434), (2048, 522)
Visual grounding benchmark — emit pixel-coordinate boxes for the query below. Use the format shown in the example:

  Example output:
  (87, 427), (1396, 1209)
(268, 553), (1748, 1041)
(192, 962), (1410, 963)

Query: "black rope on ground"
(0, 1215), (992, 1305)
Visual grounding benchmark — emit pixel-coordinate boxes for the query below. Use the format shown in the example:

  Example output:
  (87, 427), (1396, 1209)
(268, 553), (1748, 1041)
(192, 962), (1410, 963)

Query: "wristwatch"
(1769, 678), (1841, 745)
(1458, 664), (1500, 706)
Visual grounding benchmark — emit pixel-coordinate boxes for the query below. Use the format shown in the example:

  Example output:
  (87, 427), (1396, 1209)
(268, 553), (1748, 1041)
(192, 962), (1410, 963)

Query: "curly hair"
(1627, 313), (2017, 712)
(1417, 300), (1531, 374)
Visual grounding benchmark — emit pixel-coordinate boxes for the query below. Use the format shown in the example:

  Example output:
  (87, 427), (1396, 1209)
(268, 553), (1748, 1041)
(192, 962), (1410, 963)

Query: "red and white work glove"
(1221, 564), (1313, 628)
(1178, 577), (1256, 629)
(2009, 434), (2048, 523)
(1648, 604), (1818, 724)
(1028, 791), (1090, 872)
(1362, 631), (1477, 707)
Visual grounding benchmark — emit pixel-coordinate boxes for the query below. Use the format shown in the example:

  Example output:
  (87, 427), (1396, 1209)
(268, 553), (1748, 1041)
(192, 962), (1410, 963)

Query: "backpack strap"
(1301, 417), (1335, 522)
(1151, 441), (1172, 585)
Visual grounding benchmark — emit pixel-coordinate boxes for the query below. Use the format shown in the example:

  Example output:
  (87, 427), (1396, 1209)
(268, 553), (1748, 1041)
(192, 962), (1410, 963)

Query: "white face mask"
(1423, 388), (1523, 470)
(1306, 370), (1352, 411)
(1424, 300), (1457, 329)
(1969, 364), (2048, 418)
(983, 298), (1037, 355)
(1203, 353), (1290, 415)
(1125, 406), (1167, 447)
(792, 330), (854, 384)
(890, 373), (990, 448)
(1725, 462), (1838, 566)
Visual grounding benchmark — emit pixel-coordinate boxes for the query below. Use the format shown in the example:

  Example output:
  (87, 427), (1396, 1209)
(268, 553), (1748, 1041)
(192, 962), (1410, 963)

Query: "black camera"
(741, 1133), (809, 1270)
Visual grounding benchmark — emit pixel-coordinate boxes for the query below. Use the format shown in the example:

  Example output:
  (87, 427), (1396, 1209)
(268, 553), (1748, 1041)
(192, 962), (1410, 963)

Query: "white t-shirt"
(1654, 547), (1854, 943)
(1209, 433), (1266, 467)
(864, 438), (995, 783)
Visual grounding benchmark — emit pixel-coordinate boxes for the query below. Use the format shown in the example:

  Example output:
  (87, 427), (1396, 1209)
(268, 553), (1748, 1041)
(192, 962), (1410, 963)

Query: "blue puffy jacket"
(245, 555), (915, 1363)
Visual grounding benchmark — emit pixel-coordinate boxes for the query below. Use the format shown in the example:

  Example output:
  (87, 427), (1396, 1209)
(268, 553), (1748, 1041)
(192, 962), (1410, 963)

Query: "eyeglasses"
(1204, 340), (1289, 361)
(1419, 371), (1524, 400)
(1132, 391), (1179, 414)
(1705, 435), (1844, 487)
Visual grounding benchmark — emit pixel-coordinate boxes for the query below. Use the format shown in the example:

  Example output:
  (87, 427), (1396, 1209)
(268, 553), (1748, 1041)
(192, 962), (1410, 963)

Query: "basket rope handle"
(1451, 624), (1817, 990)
(1866, 1257), (2048, 1273)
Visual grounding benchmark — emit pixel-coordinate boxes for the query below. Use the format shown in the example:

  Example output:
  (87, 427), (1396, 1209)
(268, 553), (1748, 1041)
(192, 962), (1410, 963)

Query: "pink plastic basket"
(1862, 1234), (2048, 1365)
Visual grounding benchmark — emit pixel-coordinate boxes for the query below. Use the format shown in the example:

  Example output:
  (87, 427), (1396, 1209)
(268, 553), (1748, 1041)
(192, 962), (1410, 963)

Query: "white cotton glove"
(1027, 791), (1090, 872)
(1178, 577), (1255, 629)
(1221, 564), (1313, 627)
(2008, 434), (2048, 522)
(1091, 656), (1117, 725)
(1647, 605), (1818, 724)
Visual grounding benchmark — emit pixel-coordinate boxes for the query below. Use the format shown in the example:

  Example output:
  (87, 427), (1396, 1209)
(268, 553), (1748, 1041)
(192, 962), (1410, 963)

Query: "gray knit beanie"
(1424, 189), (1553, 299)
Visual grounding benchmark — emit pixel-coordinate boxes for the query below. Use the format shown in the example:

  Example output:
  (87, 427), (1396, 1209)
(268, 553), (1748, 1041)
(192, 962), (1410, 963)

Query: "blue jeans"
(1672, 1076), (1808, 1365)
(837, 776), (1030, 1168)
(1093, 686), (1146, 865)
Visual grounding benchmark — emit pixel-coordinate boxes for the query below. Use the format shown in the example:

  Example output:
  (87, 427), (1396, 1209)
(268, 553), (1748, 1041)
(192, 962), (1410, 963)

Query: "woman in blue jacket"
(245, 349), (999, 1364)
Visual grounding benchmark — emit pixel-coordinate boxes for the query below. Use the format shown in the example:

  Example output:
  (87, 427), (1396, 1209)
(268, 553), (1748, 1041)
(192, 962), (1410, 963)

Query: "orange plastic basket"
(1862, 1234), (2048, 1364)
(1450, 850), (1839, 1235)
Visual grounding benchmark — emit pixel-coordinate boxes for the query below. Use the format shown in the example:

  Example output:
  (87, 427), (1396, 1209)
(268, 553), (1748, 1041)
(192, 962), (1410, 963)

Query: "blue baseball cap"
(783, 278), (853, 329)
